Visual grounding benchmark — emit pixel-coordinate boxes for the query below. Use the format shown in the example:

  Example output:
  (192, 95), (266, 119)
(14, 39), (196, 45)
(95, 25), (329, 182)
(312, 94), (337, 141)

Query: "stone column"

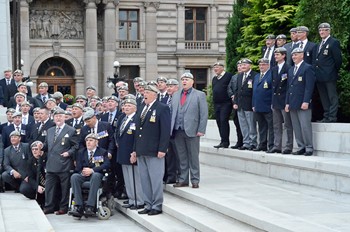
(20, 0), (31, 76)
(143, 2), (159, 81)
(102, 0), (117, 96)
(0, 0), (12, 71)
(84, 0), (100, 95)
(209, 4), (218, 41)
(177, 3), (185, 41)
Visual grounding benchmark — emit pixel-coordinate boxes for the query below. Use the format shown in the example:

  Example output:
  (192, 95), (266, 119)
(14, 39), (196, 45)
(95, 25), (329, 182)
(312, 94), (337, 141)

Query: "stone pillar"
(0, 0), (12, 71)
(20, 0), (31, 76)
(102, 0), (117, 96)
(177, 3), (185, 41)
(209, 5), (218, 41)
(84, 0), (100, 95)
(143, 2), (159, 81)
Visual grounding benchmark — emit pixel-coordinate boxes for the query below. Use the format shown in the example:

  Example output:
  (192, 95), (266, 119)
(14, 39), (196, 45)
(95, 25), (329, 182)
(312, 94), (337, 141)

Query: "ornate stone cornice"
(83, 0), (101, 5)
(102, 0), (119, 7)
(143, 2), (160, 10)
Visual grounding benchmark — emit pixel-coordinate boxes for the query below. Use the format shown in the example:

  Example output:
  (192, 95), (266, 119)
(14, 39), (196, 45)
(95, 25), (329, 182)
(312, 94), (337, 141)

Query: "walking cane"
(132, 163), (137, 209)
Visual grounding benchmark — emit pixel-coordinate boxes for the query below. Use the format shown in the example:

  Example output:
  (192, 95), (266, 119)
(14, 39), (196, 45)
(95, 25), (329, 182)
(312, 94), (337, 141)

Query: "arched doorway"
(37, 57), (76, 96)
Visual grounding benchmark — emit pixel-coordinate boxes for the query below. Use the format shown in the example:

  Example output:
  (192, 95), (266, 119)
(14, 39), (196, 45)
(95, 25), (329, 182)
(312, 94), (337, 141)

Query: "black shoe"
(266, 148), (281, 153)
(230, 144), (242, 149)
(122, 204), (133, 208)
(148, 209), (162, 216)
(116, 192), (128, 200)
(123, 200), (129, 204)
(138, 208), (151, 214)
(84, 206), (95, 216)
(130, 204), (145, 210)
(248, 146), (256, 151)
(282, 149), (292, 154)
(213, 143), (229, 148)
(239, 146), (249, 150)
(292, 149), (305, 155)
(165, 179), (176, 184)
(253, 147), (267, 152)
(304, 151), (313, 156)
(69, 206), (83, 217)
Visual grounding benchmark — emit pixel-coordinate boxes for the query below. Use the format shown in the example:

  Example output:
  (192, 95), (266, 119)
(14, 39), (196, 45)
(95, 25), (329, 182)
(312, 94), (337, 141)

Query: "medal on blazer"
(76, 128), (81, 135)
(323, 45), (329, 55)
(130, 123), (136, 130)
(127, 129), (133, 134)
(113, 119), (118, 127)
(21, 130), (26, 135)
(281, 73), (287, 81)
(263, 81), (268, 89)
(150, 110), (156, 123)
(247, 80), (253, 88)
(61, 138), (65, 145)
(97, 130), (109, 139)
(93, 156), (104, 167)
(41, 130), (47, 136)
(298, 76), (303, 82)
(306, 52), (310, 57)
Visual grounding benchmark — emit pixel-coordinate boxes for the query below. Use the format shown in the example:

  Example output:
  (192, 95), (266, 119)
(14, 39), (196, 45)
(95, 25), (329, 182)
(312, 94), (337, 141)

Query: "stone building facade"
(12, 0), (233, 96)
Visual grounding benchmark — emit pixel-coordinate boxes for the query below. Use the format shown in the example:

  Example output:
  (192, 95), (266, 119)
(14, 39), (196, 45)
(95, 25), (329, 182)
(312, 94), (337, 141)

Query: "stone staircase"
(115, 120), (350, 232)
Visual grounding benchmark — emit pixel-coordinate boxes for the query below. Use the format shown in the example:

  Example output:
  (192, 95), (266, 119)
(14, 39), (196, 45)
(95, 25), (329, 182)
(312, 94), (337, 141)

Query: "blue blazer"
(116, 114), (136, 165)
(286, 62), (316, 110)
(292, 41), (317, 65)
(134, 101), (171, 157)
(252, 70), (273, 113)
(79, 121), (114, 154)
(271, 63), (291, 110)
(158, 93), (170, 104)
(100, 110), (123, 130)
(2, 124), (28, 149)
(75, 147), (110, 174)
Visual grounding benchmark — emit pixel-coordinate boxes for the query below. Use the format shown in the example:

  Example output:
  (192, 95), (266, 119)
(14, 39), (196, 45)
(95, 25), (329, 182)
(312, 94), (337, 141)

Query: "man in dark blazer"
(285, 48), (316, 156)
(252, 58), (274, 152)
(285, 28), (298, 66)
(2, 131), (35, 199)
(233, 58), (258, 150)
(262, 34), (276, 67)
(34, 82), (51, 108)
(171, 72), (208, 189)
(269, 47), (293, 154)
(116, 99), (144, 209)
(40, 108), (79, 215)
(131, 85), (171, 216)
(28, 108), (55, 144)
(2, 112), (28, 149)
(100, 96), (122, 130)
(11, 69), (32, 97)
(227, 60), (244, 149)
(157, 76), (170, 104)
(212, 62), (232, 148)
(65, 103), (84, 136)
(314, 23), (342, 123)
(293, 26), (316, 65)
(69, 133), (110, 217)
(8, 84), (40, 113)
(0, 68), (14, 107)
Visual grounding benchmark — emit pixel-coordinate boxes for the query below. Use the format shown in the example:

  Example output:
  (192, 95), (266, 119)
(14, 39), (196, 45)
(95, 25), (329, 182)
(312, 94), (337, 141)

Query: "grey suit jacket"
(44, 124), (78, 173)
(171, 88), (208, 137)
(3, 143), (31, 178)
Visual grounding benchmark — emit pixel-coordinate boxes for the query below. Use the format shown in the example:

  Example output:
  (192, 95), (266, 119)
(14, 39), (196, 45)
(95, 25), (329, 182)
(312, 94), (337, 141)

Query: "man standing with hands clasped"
(171, 72), (208, 189)
(131, 85), (171, 216)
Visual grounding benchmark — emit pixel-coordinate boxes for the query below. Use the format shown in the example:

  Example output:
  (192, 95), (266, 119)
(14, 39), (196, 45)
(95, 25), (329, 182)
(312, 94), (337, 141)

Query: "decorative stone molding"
(83, 0), (101, 5)
(102, 0), (119, 6)
(52, 40), (61, 56)
(143, 2), (160, 10)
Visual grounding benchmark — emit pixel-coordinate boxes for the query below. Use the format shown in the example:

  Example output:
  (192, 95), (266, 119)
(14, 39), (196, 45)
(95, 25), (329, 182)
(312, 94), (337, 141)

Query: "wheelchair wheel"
(98, 206), (111, 220)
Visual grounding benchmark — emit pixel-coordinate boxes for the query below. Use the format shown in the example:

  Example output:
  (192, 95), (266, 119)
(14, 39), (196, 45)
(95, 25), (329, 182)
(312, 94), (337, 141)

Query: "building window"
(119, 10), (139, 40)
(119, 66), (140, 94)
(187, 68), (208, 92)
(185, 7), (207, 41)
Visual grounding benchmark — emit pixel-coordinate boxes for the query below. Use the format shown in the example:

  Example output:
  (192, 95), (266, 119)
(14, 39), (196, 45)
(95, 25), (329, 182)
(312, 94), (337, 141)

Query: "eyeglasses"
(31, 148), (39, 151)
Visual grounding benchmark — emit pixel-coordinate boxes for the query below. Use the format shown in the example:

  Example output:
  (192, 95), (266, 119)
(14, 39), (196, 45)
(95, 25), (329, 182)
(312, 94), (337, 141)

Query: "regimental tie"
(293, 65), (298, 76)
(242, 73), (247, 84)
(74, 119), (78, 128)
(6, 79), (10, 85)
(54, 127), (60, 142)
(264, 47), (271, 59)
(259, 73), (264, 82)
(16, 126), (20, 132)
(89, 150), (94, 163)
(42, 96), (46, 103)
(140, 104), (149, 124)
(318, 40), (325, 53)
(38, 122), (44, 133)
(108, 113), (113, 124)
(299, 41), (304, 49)
(180, 90), (188, 106)
(119, 117), (128, 136)
(39, 171), (45, 186)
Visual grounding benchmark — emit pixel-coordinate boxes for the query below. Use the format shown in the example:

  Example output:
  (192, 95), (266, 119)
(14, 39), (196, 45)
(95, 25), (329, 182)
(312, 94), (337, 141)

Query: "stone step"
(165, 165), (350, 232)
(0, 193), (54, 232)
(115, 201), (194, 232)
(200, 141), (350, 194)
(163, 192), (263, 232)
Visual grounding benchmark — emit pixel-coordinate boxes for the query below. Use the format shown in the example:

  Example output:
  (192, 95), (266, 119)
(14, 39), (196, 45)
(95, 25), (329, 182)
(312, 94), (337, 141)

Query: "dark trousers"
(71, 172), (103, 207)
(163, 138), (180, 183)
(317, 81), (338, 121)
(254, 111), (274, 150)
(232, 109), (243, 146)
(45, 171), (70, 212)
(2, 172), (36, 199)
(214, 102), (232, 144)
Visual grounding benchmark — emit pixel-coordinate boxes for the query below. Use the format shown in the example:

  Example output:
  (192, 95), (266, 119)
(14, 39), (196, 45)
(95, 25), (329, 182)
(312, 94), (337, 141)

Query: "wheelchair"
(68, 172), (115, 220)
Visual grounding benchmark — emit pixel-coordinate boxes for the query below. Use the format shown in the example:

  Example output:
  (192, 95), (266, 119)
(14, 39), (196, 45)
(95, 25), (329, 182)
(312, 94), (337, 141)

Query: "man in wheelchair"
(69, 133), (110, 217)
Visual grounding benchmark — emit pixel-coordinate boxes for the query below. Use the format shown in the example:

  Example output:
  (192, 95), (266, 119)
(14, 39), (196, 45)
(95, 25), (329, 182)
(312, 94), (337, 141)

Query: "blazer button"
(278, 93), (280, 95)
(290, 93), (292, 95)
(274, 93), (276, 95)
(139, 135), (142, 137)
